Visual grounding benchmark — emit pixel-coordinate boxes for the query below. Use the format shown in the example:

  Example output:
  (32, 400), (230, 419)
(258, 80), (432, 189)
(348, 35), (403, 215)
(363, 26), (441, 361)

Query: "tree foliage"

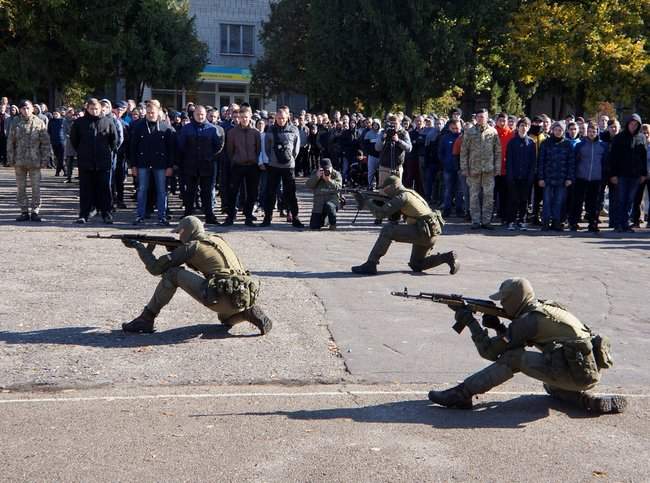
(0, 0), (207, 103)
(253, 0), (649, 116)
(503, 81), (525, 117)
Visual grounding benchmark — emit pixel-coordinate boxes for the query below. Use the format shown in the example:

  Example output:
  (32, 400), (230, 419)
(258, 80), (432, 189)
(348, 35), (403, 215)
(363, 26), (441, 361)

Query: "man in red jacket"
(495, 112), (514, 223)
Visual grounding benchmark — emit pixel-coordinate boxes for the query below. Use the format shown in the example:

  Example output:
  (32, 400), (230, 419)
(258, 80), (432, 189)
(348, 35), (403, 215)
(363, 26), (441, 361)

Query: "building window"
(220, 24), (254, 56)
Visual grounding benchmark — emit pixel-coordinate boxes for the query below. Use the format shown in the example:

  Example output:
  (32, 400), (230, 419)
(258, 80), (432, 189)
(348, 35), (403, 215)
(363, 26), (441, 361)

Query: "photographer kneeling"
(306, 158), (342, 230)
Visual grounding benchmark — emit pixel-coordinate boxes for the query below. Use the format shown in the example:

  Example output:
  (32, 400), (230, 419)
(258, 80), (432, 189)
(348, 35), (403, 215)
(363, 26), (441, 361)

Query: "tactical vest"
(399, 188), (444, 236)
(190, 235), (259, 310)
(533, 301), (602, 386)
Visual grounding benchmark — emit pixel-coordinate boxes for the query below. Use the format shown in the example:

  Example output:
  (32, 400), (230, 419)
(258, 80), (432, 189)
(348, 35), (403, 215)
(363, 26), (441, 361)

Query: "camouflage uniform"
(6, 114), (51, 215)
(460, 124), (501, 225)
(428, 278), (626, 414)
(351, 176), (459, 275)
(122, 217), (271, 335)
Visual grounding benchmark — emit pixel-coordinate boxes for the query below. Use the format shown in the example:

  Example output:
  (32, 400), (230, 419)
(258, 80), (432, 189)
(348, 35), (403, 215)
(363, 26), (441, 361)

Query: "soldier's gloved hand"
(481, 314), (501, 331)
(122, 238), (140, 249)
(454, 307), (474, 326)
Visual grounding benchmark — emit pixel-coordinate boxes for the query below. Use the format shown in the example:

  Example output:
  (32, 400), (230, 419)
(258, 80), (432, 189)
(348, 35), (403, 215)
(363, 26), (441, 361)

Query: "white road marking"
(0, 389), (647, 405)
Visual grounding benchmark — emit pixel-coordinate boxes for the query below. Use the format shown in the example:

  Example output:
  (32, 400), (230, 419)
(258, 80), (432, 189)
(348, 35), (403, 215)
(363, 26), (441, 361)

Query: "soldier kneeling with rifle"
(427, 278), (626, 414)
(119, 216), (271, 335)
(351, 175), (459, 275)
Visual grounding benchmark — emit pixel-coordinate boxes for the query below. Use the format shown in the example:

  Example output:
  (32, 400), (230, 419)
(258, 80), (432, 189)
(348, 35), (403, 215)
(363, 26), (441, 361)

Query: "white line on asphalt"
(0, 389), (647, 405)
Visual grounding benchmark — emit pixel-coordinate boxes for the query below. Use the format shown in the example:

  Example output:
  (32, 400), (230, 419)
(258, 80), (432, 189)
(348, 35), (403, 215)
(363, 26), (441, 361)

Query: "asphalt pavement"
(0, 168), (648, 482)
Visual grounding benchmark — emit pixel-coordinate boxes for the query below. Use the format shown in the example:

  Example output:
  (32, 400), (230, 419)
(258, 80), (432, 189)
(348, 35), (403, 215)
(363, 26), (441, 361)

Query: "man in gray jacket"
(260, 106), (304, 228)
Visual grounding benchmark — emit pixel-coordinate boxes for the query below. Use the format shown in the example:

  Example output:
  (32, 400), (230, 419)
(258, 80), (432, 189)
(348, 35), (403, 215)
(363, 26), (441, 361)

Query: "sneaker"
(328, 224), (337, 231)
(481, 224), (495, 230)
(75, 217), (87, 224)
(507, 223), (516, 231)
(222, 217), (234, 226)
(133, 217), (144, 225)
(158, 219), (170, 226)
(103, 214), (114, 225)
(292, 218), (305, 228)
(16, 212), (30, 222)
(244, 218), (256, 227)
(519, 222), (528, 231)
(30, 212), (42, 222)
(569, 224), (579, 232)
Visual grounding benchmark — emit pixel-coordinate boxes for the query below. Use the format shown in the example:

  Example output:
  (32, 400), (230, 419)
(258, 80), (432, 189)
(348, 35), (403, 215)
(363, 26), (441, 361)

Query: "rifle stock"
(391, 288), (510, 334)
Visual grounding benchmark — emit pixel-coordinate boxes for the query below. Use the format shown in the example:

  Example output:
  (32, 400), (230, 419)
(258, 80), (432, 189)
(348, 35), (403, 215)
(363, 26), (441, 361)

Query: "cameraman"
(375, 114), (412, 186)
(305, 158), (342, 230)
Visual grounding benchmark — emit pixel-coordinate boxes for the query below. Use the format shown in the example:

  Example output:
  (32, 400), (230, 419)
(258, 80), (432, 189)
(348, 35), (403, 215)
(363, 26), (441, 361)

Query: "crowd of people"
(1, 94), (648, 234)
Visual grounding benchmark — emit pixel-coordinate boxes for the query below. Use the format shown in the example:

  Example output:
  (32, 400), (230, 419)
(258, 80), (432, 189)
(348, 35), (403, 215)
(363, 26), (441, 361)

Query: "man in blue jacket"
(537, 121), (575, 231)
(130, 100), (176, 225)
(569, 122), (608, 232)
(177, 105), (224, 224)
(505, 118), (537, 230)
(437, 119), (462, 217)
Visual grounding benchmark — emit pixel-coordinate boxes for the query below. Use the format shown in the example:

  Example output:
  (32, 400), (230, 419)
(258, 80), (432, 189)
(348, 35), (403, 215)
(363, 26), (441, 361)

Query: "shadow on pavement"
(586, 239), (650, 251)
(254, 269), (425, 279)
(0, 323), (258, 348)
(196, 395), (601, 428)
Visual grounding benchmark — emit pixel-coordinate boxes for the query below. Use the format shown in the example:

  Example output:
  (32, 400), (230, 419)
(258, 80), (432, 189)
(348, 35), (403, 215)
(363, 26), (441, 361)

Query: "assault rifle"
(338, 188), (391, 224)
(86, 233), (182, 249)
(390, 288), (510, 334)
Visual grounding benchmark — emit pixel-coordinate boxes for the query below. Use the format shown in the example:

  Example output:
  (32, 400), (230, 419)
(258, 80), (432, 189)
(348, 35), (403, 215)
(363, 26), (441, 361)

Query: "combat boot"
(428, 383), (473, 409)
(223, 306), (273, 335)
(351, 260), (378, 275)
(543, 384), (627, 414)
(122, 308), (156, 333)
(581, 393), (628, 414)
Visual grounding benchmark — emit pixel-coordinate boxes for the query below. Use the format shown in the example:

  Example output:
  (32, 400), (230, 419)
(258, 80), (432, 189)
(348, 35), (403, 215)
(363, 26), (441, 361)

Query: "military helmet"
(173, 216), (205, 243)
(381, 175), (401, 189)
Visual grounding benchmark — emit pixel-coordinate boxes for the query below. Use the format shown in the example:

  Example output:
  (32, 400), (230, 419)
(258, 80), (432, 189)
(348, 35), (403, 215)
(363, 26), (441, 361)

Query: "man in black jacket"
(608, 114), (647, 232)
(70, 98), (118, 224)
(130, 100), (176, 225)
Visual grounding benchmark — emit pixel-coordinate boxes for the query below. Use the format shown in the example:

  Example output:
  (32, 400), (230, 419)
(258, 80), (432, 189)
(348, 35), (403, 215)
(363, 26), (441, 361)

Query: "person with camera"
(305, 158), (342, 230)
(374, 114), (412, 186)
(261, 106), (304, 228)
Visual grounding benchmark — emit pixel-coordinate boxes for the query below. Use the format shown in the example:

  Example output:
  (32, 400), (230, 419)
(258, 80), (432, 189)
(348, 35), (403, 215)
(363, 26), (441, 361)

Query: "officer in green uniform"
(351, 175), (459, 275)
(121, 216), (272, 335)
(428, 278), (627, 414)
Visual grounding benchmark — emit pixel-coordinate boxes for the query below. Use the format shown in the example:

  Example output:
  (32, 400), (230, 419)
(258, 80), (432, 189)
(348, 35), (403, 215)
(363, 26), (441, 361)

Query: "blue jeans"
(542, 184), (566, 224)
(442, 170), (464, 214)
(423, 163), (438, 203)
(137, 168), (167, 220)
(613, 176), (639, 230)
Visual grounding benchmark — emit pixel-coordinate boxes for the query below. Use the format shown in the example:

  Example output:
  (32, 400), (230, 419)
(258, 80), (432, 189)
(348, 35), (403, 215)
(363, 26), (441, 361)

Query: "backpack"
(272, 126), (294, 165)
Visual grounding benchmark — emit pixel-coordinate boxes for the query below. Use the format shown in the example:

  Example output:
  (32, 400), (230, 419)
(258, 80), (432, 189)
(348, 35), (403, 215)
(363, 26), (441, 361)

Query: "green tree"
(507, 0), (649, 116)
(490, 81), (502, 115)
(503, 81), (524, 116)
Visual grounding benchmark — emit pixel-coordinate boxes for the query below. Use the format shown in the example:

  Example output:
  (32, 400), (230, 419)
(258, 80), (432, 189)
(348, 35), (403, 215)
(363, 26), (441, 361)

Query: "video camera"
(384, 121), (398, 139)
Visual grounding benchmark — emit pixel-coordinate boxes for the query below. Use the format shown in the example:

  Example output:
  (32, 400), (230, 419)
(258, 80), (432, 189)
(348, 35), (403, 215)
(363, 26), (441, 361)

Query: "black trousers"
(228, 164), (259, 220)
(113, 155), (127, 203)
(569, 179), (601, 226)
(265, 166), (298, 219)
(0, 135), (6, 165)
(531, 181), (543, 220)
(494, 175), (508, 219)
(52, 144), (65, 175)
(507, 179), (530, 224)
(184, 174), (215, 219)
(79, 168), (111, 218)
(309, 201), (337, 229)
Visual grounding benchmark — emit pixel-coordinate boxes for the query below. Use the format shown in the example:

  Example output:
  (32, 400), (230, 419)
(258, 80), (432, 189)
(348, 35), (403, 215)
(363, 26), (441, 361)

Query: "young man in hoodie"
(537, 121), (575, 231)
(608, 114), (648, 232)
(569, 122), (607, 232)
(527, 116), (547, 225)
(505, 118), (536, 230)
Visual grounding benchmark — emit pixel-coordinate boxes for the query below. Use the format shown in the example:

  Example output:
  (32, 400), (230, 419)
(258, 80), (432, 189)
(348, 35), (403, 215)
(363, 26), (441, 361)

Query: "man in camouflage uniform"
(121, 216), (272, 335)
(460, 109), (501, 229)
(351, 175), (459, 275)
(428, 278), (627, 414)
(6, 100), (52, 222)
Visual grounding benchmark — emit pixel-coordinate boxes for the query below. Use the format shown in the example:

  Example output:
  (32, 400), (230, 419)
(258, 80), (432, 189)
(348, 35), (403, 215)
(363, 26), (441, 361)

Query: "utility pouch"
(206, 273), (259, 309)
(591, 334), (614, 369)
(561, 338), (600, 387)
